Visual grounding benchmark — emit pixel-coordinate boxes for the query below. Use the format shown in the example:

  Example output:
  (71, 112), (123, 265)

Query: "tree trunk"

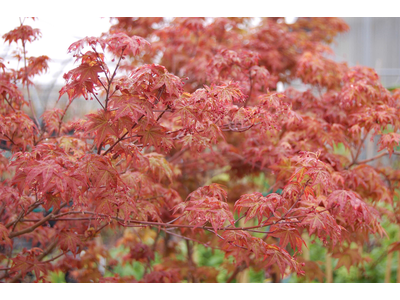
(385, 251), (393, 283)
(325, 253), (333, 283)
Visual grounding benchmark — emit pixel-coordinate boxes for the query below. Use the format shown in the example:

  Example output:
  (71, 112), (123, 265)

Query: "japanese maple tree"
(1, 17), (399, 283)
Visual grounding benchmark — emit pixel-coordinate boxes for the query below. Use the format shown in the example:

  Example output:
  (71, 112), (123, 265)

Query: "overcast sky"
(0, 17), (112, 85)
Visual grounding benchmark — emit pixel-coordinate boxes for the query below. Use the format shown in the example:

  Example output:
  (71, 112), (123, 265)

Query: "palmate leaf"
(58, 230), (82, 257)
(234, 192), (283, 223)
(25, 160), (63, 191)
(135, 201), (162, 222)
(263, 244), (303, 277)
(110, 92), (147, 122)
(59, 61), (104, 101)
(302, 207), (342, 245)
(67, 36), (107, 55)
(11, 250), (47, 280)
(117, 199), (138, 223)
(41, 108), (63, 135)
(71, 62), (104, 84)
(174, 190), (234, 233)
(129, 64), (184, 103)
(80, 154), (120, 189)
(85, 110), (119, 149)
(269, 225), (305, 252)
(181, 134), (211, 153)
(187, 183), (228, 202)
(221, 232), (303, 277)
(145, 153), (174, 182)
(327, 190), (383, 234)
(95, 192), (118, 216)
(106, 33), (150, 57)
(221, 230), (252, 250)
(212, 81), (246, 104)
(138, 123), (173, 152)
(173, 95), (203, 128)
(378, 132), (400, 157)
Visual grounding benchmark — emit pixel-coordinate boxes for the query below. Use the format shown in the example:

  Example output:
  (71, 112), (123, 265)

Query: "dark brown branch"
(8, 214), (53, 239)
(4, 97), (16, 113)
(105, 47), (125, 109)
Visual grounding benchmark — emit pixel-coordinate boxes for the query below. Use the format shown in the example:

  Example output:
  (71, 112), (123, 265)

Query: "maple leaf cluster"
(1, 17), (399, 283)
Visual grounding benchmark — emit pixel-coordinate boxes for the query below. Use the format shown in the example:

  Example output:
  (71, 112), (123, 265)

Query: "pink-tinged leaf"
(269, 225), (305, 252)
(0, 223), (12, 247)
(106, 33), (150, 57)
(234, 192), (283, 223)
(11, 249), (47, 280)
(378, 132), (400, 157)
(85, 110), (119, 149)
(302, 207), (342, 245)
(58, 230), (82, 257)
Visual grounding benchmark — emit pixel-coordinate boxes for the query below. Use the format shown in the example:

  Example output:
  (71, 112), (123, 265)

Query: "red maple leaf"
(269, 225), (305, 252)
(58, 230), (82, 257)
(11, 249), (47, 280)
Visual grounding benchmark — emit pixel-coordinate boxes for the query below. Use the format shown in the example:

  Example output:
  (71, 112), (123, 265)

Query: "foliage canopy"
(1, 17), (400, 283)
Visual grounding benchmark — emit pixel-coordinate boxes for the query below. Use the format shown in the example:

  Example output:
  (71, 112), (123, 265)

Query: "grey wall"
(331, 17), (400, 88)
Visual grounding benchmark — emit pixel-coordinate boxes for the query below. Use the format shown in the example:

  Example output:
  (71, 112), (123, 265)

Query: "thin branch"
(92, 93), (105, 110)
(4, 97), (16, 113)
(102, 86), (165, 156)
(41, 252), (65, 264)
(2, 133), (17, 147)
(8, 214), (53, 239)
(58, 100), (73, 136)
(5, 199), (43, 229)
(349, 133), (369, 167)
(167, 214), (185, 224)
(105, 48), (125, 109)
(20, 25), (41, 131)
(223, 215), (246, 229)
(354, 151), (400, 165)
(121, 134), (139, 141)
(156, 104), (170, 122)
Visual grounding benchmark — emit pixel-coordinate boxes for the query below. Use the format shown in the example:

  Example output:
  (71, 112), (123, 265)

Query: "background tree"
(1, 17), (399, 283)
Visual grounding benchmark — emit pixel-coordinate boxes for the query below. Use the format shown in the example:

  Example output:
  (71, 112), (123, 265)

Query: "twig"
(102, 86), (165, 156)
(4, 97), (16, 113)
(104, 47), (125, 109)
(349, 133), (369, 167)
(354, 151), (400, 165)
(58, 99), (73, 136)
(8, 214), (53, 239)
